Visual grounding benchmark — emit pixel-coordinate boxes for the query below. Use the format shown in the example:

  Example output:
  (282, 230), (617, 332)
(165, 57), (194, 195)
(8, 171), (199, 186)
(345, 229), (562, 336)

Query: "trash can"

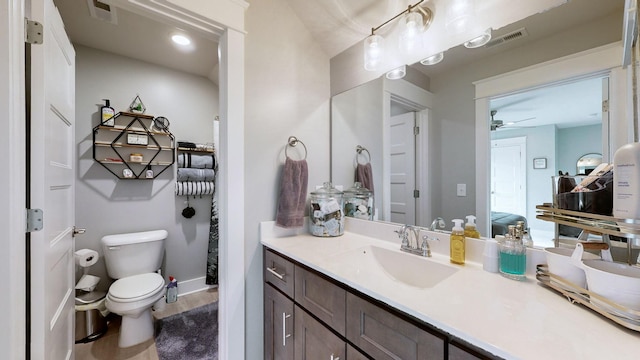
(75, 291), (108, 344)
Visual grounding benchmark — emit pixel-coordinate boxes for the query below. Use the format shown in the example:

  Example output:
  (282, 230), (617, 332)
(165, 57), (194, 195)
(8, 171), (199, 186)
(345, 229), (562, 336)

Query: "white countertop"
(260, 218), (640, 360)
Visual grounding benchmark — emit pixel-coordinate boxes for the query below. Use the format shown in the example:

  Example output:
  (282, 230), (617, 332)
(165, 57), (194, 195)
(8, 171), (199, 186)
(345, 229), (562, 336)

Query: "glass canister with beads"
(309, 182), (344, 237)
(343, 182), (373, 220)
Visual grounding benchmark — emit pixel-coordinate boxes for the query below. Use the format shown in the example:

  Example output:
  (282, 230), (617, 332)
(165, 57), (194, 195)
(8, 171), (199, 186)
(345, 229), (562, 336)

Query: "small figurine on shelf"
(128, 94), (146, 114)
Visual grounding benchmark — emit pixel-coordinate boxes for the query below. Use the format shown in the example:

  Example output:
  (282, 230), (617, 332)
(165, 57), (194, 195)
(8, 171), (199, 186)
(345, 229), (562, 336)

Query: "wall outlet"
(457, 184), (466, 197)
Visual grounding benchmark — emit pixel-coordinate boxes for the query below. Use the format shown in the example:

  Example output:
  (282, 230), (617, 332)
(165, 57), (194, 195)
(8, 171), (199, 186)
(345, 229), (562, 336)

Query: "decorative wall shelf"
(93, 111), (175, 179)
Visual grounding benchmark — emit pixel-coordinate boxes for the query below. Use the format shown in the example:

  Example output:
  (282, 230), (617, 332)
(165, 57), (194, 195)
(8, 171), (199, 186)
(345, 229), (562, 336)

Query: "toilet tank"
(101, 230), (167, 279)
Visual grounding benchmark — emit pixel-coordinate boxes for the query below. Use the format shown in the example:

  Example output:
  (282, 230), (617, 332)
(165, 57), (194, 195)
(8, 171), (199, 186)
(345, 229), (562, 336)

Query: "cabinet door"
(346, 293), (445, 360)
(449, 341), (498, 360)
(264, 284), (294, 360)
(295, 265), (346, 335)
(294, 305), (345, 360)
(347, 344), (369, 360)
(265, 249), (295, 298)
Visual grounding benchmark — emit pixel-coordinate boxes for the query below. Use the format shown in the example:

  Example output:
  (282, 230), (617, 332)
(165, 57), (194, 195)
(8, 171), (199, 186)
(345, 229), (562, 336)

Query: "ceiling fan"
(490, 110), (536, 131)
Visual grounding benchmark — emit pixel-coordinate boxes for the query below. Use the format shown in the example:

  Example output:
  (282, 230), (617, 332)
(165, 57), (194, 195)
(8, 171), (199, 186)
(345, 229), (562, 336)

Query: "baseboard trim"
(177, 276), (218, 297)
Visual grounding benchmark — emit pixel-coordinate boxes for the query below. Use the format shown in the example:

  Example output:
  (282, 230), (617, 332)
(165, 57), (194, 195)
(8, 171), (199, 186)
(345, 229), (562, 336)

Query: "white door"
(390, 112), (416, 224)
(29, 0), (76, 358)
(491, 137), (526, 216)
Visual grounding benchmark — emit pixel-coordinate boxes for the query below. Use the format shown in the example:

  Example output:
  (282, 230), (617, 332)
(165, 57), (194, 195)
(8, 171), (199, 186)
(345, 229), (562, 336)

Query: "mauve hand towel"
(356, 162), (374, 195)
(275, 157), (309, 228)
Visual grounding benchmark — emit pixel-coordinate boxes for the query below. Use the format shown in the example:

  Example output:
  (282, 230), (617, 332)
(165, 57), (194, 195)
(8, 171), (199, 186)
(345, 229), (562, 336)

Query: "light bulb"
(399, 12), (424, 55)
(385, 65), (406, 80)
(364, 34), (385, 71)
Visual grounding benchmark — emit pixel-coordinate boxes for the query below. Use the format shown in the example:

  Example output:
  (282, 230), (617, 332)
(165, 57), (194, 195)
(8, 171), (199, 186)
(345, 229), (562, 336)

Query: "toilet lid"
(109, 273), (164, 302)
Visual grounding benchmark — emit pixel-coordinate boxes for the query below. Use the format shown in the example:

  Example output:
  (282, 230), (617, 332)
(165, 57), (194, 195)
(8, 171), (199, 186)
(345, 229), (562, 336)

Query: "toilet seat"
(108, 273), (164, 303)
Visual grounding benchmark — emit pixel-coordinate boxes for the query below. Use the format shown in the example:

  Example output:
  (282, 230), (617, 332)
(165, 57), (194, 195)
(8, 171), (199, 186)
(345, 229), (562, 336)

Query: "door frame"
(473, 42), (629, 237)
(1, 1), (248, 359)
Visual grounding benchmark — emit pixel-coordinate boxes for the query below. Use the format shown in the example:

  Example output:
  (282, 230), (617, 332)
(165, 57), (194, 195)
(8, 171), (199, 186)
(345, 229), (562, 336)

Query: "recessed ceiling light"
(464, 29), (492, 49)
(171, 34), (191, 46)
(420, 52), (444, 66)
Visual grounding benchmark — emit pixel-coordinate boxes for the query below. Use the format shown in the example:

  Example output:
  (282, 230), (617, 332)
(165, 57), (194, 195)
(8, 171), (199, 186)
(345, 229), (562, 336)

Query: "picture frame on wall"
(533, 157), (547, 169)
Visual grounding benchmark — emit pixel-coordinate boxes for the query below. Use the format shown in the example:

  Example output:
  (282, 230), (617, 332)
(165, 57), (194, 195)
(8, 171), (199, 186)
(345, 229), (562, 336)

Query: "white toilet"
(101, 230), (167, 348)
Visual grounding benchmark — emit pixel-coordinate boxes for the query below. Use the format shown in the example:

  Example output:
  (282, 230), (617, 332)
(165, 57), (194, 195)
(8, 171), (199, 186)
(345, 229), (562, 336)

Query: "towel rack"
(285, 136), (307, 160)
(356, 145), (371, 164)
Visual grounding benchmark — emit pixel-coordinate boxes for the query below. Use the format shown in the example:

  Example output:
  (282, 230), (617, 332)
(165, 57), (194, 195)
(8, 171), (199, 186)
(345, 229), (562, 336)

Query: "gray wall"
(557, 124), (602, 175)
(245, 0), (331, 358)
(74, 45), (218, 293)
(428, 12), (621, 227)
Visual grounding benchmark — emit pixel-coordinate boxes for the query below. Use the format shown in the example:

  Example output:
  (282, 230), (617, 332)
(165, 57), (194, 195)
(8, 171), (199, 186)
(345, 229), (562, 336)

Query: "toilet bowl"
(105, 273), (165, 347)
(101, 230), (168, 348)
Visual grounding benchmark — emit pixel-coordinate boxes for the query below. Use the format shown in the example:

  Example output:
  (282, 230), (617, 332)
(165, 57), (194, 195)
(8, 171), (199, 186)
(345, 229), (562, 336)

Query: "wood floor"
(75, 288), (219, 360)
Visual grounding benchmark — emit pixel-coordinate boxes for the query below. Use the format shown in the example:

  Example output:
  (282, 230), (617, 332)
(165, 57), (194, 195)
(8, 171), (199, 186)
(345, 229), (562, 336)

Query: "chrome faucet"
(394, 225), (437, 257)
(430, 217), (446, 232)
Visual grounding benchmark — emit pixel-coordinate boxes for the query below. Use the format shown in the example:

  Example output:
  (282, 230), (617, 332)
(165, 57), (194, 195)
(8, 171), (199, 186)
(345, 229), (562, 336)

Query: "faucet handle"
(422, 234), (439, 247)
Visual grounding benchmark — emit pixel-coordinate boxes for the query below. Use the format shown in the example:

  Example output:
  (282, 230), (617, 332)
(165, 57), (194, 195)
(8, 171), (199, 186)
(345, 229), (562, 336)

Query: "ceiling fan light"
(420, 52), (444, 66)
(464, 29), (492, 49)
(364, 34), (385, 71)
(386, 65), (406, 80)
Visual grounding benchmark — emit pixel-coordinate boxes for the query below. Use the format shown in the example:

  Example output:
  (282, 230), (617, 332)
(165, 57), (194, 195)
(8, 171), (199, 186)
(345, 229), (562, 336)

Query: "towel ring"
(285, 136), (307, 160)
(356, 145), (371, 164)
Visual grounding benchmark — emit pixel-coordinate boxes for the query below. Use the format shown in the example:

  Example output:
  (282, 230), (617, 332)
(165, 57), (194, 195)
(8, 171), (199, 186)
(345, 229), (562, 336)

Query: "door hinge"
(414, 190), (420, 198)
(26, 208), (43, 232)
(602, 99), (609, 112)
(25, 19), (44, 45)
(413, 126), (420, 136)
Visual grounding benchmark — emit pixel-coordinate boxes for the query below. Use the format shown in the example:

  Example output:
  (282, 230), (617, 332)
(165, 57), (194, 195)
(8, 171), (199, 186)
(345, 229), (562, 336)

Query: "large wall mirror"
(331, 0), (627, 247)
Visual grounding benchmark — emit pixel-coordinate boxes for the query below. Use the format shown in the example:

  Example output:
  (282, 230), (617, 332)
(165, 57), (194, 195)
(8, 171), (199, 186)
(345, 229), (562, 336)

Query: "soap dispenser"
(464, 215), (480, 238)
(450, 219), (465, 265)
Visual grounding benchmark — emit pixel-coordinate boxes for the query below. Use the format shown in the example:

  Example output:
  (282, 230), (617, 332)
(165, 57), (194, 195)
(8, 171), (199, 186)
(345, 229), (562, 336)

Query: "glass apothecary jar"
(309, 182), (344, 237)
(343, 182), (373, 220)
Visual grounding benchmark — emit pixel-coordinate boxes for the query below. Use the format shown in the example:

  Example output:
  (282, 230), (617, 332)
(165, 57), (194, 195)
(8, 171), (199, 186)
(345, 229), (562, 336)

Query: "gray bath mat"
(155, 301), (218, 360)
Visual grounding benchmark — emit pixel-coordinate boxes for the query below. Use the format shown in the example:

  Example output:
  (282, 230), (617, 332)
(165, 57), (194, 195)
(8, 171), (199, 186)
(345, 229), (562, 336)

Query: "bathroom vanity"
(261, 218), (640, 359)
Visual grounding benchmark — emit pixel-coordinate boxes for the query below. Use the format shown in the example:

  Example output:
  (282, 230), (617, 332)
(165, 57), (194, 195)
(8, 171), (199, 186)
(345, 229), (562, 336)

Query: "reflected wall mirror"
(330, 0), (627, 247)
(577, 153), (603, 175)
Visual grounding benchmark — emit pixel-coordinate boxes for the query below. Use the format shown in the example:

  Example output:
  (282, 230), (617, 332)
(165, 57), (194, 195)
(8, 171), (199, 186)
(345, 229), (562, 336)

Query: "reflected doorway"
(488, 76), (607, 246)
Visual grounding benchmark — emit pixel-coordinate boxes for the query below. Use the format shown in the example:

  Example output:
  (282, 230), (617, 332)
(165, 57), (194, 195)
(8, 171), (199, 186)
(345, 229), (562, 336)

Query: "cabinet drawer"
(294, 305), (345, 360)
(346, 293), (445, 360)
(264, 249), (295, 298)
(295, 265), (346, 335)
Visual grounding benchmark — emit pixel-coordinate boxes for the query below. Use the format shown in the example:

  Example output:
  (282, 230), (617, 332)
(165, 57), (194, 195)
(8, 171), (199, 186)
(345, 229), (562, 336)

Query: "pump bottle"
(464, 215), (480, 238)
(450, 219), (465, 264)
(101, 99), (115, 127)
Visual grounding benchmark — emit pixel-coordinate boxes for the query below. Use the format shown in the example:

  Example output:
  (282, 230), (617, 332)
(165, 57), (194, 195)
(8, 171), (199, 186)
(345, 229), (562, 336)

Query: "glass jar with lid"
(343, 182), (373, 220)
(309, 182), (344, 237)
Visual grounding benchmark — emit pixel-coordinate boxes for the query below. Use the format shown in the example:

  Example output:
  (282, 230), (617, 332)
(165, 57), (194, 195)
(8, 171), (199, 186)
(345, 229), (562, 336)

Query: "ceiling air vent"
(86, 0), (118, 25)
(485, 28), (528, 48)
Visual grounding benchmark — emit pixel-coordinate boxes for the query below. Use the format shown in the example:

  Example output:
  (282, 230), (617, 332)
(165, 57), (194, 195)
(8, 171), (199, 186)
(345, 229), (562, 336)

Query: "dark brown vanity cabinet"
(263, 247), (501, 360)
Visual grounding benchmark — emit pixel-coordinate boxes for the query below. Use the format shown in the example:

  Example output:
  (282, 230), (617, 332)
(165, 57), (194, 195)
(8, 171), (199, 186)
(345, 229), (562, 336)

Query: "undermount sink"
(332, 245), (459, 289)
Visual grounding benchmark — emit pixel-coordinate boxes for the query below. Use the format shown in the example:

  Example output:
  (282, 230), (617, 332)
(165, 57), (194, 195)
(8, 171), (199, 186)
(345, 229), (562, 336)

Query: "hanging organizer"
(175, 142), (217, 196)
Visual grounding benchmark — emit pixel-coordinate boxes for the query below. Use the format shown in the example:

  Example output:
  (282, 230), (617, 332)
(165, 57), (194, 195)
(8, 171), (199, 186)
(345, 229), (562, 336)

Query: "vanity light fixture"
(420, 52), (444, 66)
(363, 0), (433, 71)
(463, 28), (492, 48)
(171, 34), (191, 46)
(445, 0), (474, 34)
(386, 65), (406, 80)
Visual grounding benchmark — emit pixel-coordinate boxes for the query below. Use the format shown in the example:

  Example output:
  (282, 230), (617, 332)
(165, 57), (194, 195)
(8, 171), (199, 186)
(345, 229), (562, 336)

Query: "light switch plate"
(457, 184), (466, 197)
